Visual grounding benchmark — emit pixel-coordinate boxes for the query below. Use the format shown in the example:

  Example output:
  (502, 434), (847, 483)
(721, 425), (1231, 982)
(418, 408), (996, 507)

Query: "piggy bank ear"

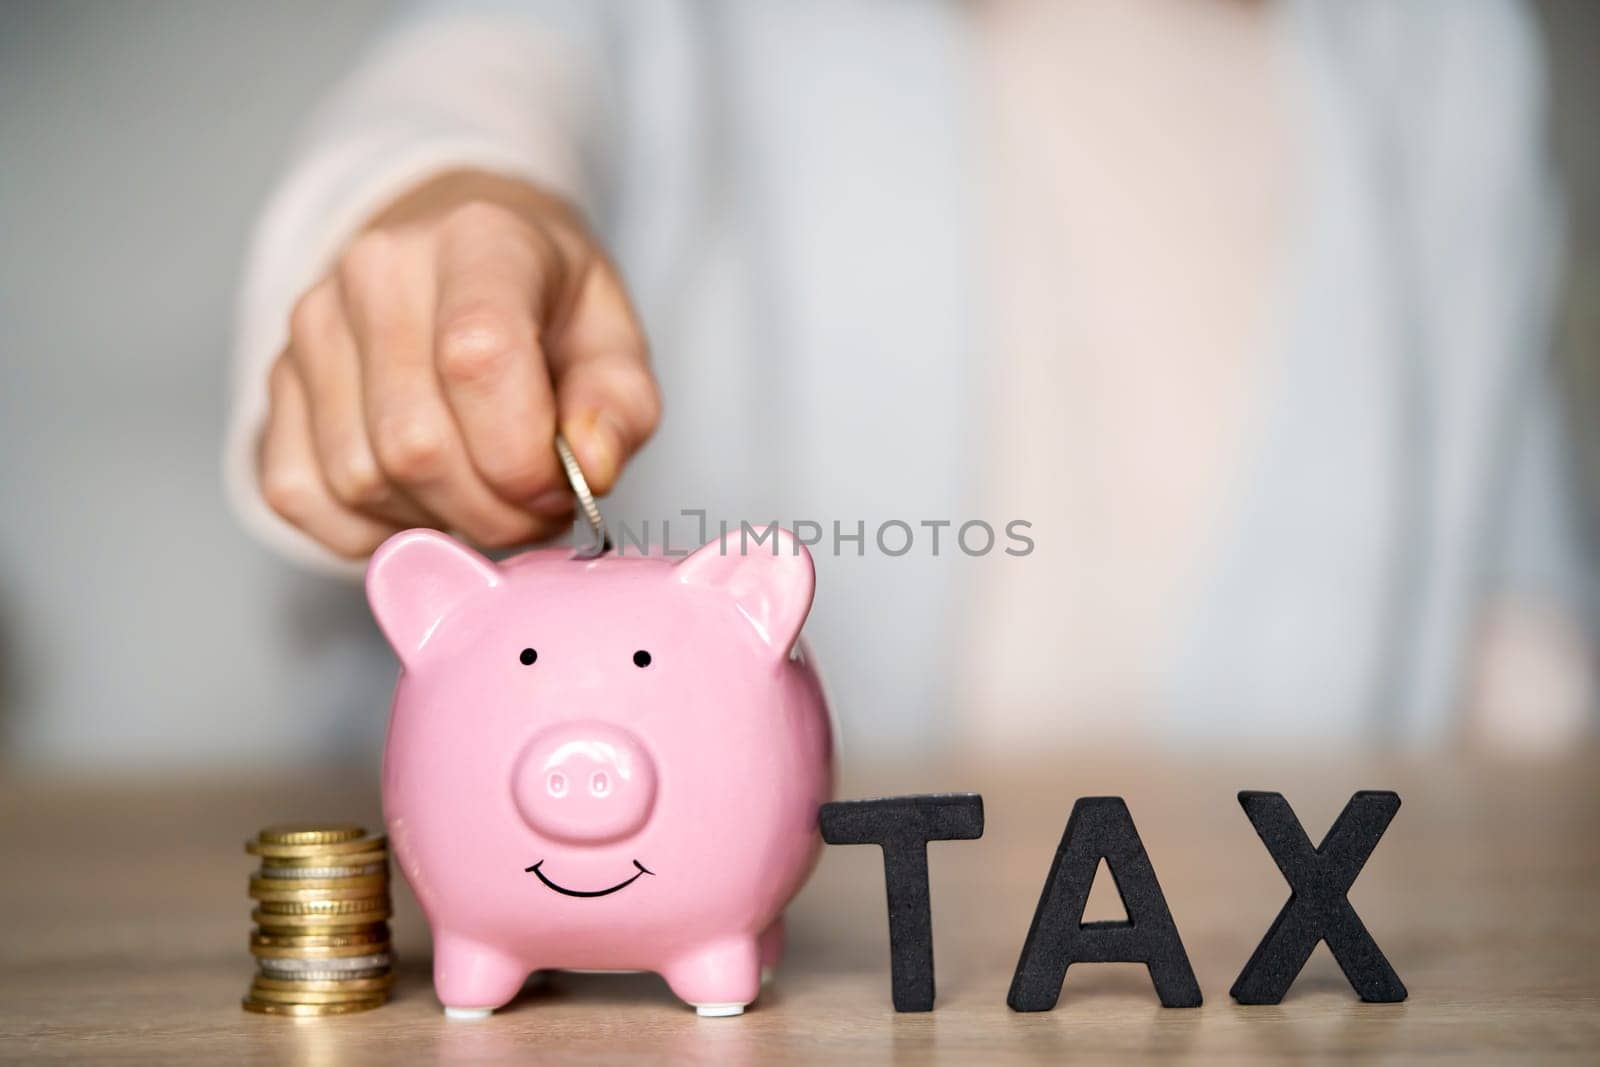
(675, 526), (815, 658)
(366, 529), (500, 665)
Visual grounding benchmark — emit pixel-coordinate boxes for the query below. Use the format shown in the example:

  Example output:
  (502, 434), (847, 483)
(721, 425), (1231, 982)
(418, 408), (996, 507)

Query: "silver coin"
(255, 966), (392, 982)
(256, 953), (393, 974)
(554, 433), (610, 558)
(256, 864), (387, 880)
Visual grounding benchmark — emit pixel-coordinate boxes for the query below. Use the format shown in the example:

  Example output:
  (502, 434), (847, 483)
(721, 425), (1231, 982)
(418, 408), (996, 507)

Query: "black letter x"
(1231, 790), (1407, 1004)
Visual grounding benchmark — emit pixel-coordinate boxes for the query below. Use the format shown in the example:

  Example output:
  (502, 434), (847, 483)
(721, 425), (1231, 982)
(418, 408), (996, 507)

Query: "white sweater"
(229, 0), (1594, 750)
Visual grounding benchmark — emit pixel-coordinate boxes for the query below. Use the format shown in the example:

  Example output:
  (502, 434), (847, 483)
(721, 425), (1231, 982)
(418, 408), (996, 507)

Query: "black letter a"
(1008, 797), (1201, 1010)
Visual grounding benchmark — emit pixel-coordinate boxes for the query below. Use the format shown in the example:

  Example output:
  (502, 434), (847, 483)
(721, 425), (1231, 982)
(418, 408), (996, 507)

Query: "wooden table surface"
(2, 751), (1597, 1064)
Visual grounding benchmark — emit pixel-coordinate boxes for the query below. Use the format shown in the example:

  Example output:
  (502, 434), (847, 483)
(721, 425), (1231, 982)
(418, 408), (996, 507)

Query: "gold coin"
(248, 942), (390, 960)
(252, 916), (391, 935)
(256, 868), (388, 883)
(252, 908), (385, 923)
(249, 877), (387, 901)
(252, 974), (395, 994)
(250, 889), (387, 905)
(253, 913), (390, 933)
(242, 996), (384, 1016)
(250, 943), (392, 961)
(250, 927), (388, 949)
(249, 983), (390, 1005)
(250, 940), (389, 959)
(252, 910), (391, 932)
(256, 824), (366, 847)
(247, 990), (389, 1008)
(246, 834), (387, 859)
(260, 902), (392, 921)
(250, 874), (386, 891)
(255, 850), (388, 871)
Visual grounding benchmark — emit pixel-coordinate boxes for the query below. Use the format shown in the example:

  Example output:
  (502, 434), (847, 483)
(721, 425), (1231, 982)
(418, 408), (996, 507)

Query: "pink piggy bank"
(367, 527), (833, 1017)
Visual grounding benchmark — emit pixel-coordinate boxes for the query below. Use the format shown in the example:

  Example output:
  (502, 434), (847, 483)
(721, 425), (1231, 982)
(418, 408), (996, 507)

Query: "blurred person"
(228, 0), (1595, 754)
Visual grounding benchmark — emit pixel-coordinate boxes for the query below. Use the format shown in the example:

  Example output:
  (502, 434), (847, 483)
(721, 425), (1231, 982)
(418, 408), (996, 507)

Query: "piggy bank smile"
(512, 720), (662, 897)
(525, 858), (655, 898)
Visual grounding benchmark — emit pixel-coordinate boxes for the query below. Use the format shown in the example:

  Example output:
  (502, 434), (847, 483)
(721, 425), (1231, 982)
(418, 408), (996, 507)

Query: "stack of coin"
(243, 823), (393, 1016)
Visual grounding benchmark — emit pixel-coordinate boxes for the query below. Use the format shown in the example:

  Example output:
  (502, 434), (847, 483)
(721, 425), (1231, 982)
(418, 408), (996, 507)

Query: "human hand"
(258, 171), (659, 558)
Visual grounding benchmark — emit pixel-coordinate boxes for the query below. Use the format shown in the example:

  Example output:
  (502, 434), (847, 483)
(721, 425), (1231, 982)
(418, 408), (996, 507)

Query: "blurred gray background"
(1, 1), (1596, 771)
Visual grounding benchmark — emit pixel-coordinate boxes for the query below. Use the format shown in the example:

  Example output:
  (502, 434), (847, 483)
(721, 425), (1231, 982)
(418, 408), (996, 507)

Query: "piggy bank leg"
(663, 937), (761, 1017)
(759, 918), (786, 985)
(433, 932), (531, 1018)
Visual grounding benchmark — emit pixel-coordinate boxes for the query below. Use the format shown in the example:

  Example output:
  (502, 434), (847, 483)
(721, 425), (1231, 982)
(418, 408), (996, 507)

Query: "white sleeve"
(224, 4), (610, 574)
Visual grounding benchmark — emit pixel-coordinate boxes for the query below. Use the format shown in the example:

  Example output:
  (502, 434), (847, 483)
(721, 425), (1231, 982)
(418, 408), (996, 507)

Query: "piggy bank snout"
(513, 723), (658, 844)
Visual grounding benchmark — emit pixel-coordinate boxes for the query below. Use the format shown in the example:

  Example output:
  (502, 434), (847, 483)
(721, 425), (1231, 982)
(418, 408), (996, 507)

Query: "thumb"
(549, 258), (660, 495)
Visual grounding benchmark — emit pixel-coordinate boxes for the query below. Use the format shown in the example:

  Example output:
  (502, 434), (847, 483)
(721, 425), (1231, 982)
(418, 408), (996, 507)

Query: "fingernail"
(565, 411), (623, 493)
(529, 489), (574, 517)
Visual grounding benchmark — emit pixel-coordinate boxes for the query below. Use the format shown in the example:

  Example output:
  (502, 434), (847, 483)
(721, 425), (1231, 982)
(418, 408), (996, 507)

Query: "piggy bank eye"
(632, 650), (652, 668)
(519, 648), (538, 666)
